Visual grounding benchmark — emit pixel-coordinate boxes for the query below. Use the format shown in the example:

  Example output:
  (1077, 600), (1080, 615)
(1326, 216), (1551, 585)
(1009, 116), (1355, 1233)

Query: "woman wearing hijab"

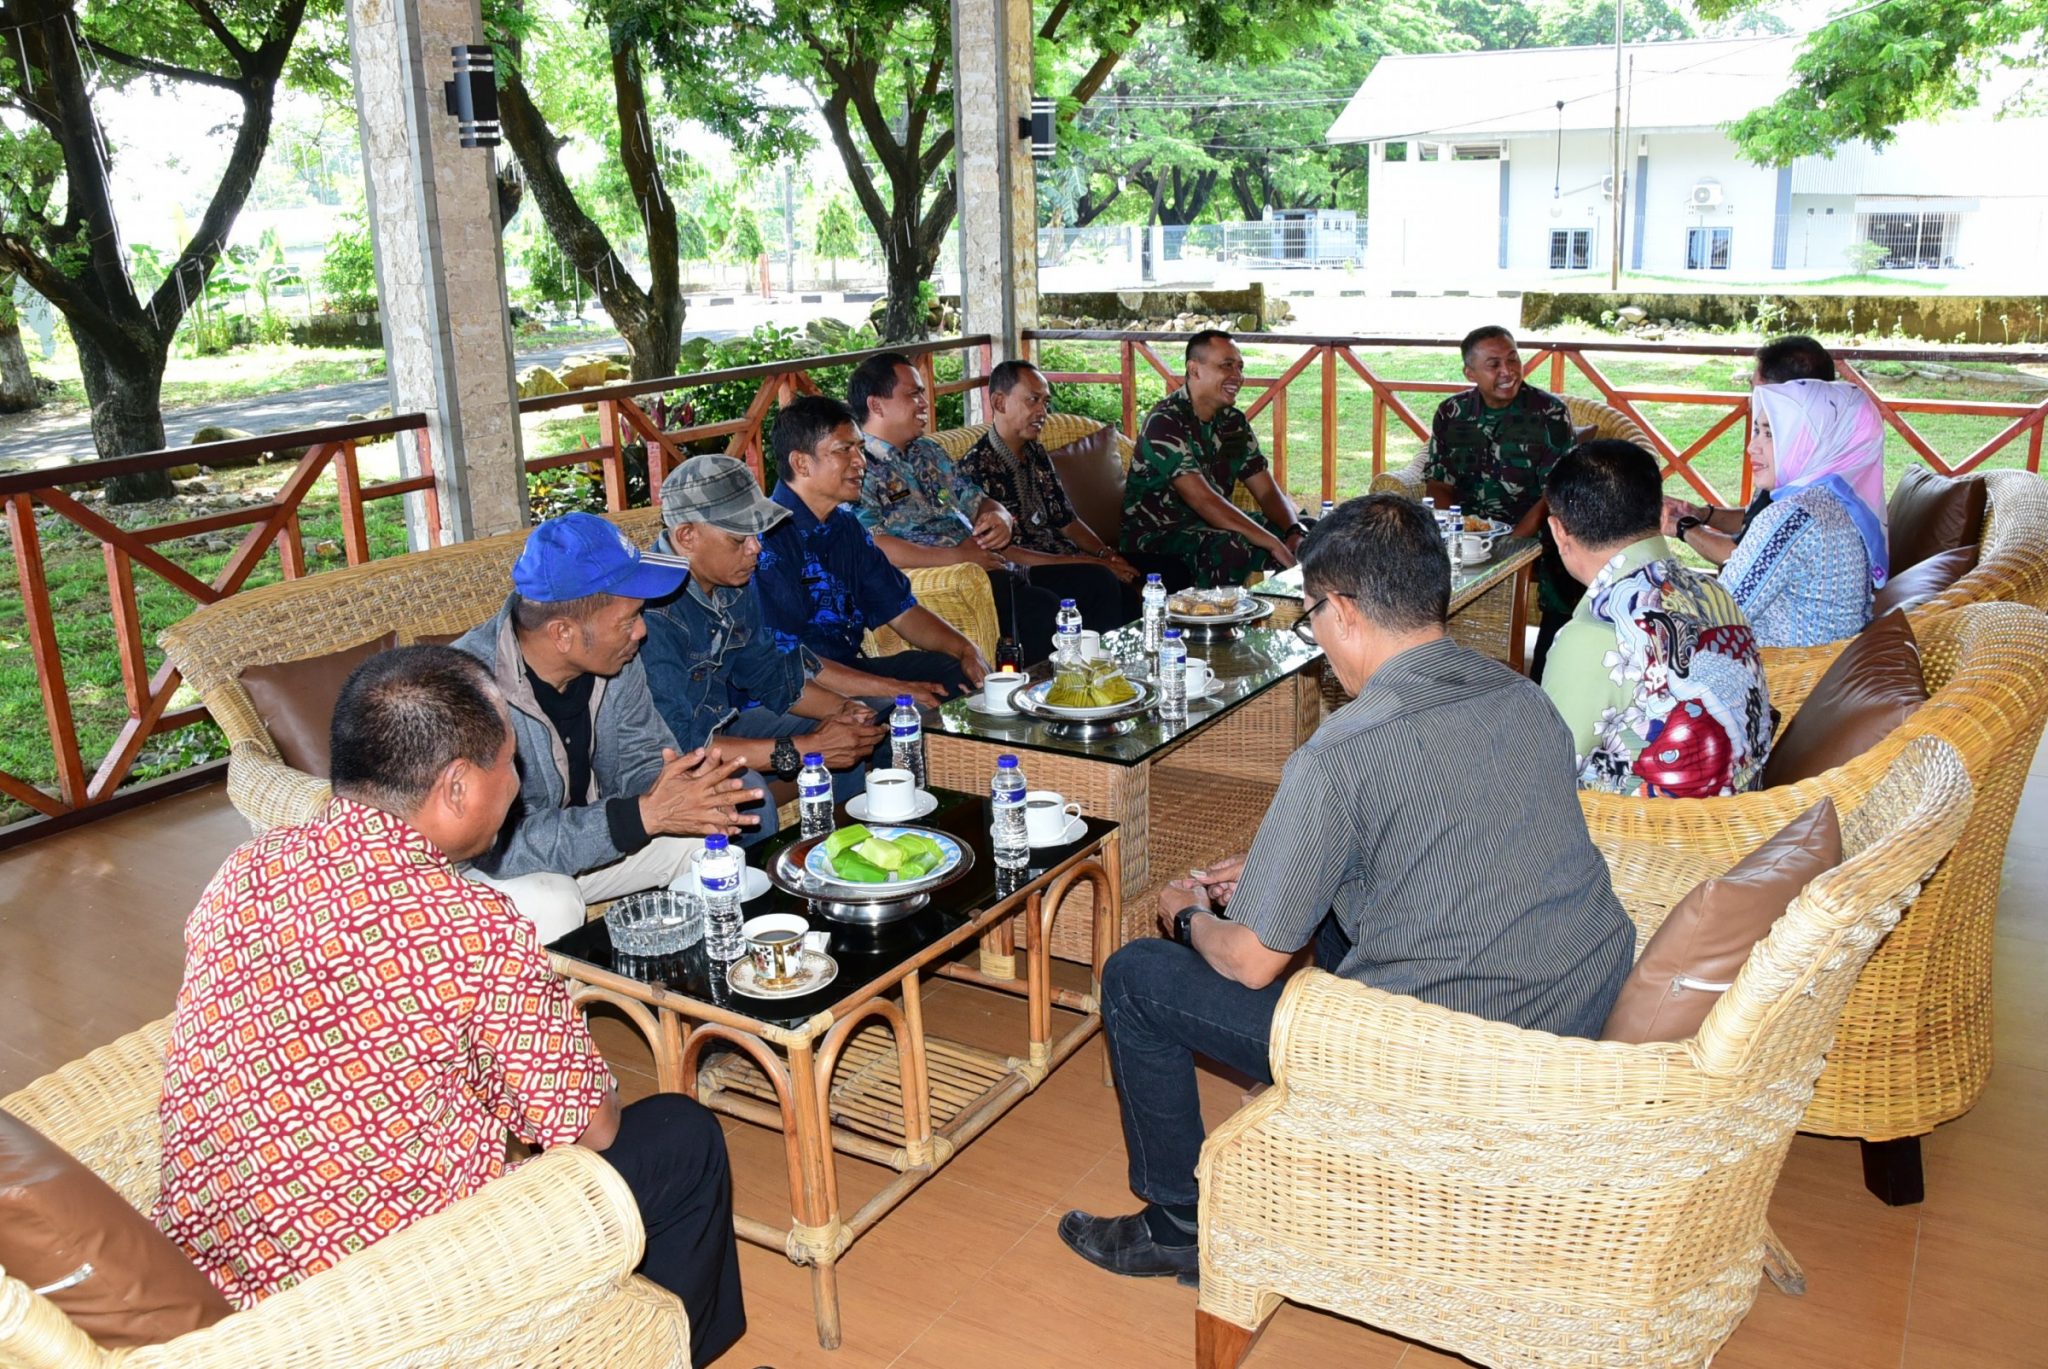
(1715, 378), (1888, 647)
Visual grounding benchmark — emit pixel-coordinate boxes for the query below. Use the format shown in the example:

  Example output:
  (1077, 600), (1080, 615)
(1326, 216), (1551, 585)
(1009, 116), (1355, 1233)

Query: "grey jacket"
(455, 596), (676, 880)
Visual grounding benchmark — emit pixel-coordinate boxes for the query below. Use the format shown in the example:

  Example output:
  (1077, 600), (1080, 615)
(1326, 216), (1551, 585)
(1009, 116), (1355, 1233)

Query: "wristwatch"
(770, 736), (802, 782)
(1172, 902), (1201, 946)
(1286, 520), (1311, 540)
(1673, 514), (1705, 541)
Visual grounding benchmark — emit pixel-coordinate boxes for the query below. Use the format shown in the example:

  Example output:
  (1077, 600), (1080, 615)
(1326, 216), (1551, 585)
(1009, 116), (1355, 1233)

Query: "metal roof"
(1325, 37), (1802, 145)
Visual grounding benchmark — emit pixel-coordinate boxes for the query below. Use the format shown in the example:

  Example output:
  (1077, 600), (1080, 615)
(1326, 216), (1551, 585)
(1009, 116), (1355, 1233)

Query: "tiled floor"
(3, 743), (2044, 1367)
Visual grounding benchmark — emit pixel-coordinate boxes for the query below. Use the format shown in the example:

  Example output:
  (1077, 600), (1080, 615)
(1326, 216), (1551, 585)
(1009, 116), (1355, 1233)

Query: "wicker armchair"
(1911, 469), (2048, 616)
(0, 1020), (688, 1368)
(1369, 393), (1650, 499)
(1598, 600), (2048, 1204)
(159, 509), (996, 832)
(1193, 738), (1972, 1369)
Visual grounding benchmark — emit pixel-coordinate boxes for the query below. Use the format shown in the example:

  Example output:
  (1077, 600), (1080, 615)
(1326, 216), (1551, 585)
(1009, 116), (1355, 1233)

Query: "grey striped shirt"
(1230, 637), (1633, 1038)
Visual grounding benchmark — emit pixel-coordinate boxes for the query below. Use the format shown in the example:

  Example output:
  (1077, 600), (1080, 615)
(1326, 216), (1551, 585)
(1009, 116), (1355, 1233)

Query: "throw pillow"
(1887, 467), (1987, 575)
(0, 1108), (232, 1346)
(1602, 799), (1843, 1044)
(1761, 610), (1928, 788)
(1872, 544), (1977, 617)
(237, 632), (397, 776)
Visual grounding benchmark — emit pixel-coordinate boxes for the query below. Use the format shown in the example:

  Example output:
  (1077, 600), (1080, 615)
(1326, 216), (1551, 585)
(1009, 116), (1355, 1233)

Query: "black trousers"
(1528, 526), (1585, 684)
(598, 1095), (746, 1367)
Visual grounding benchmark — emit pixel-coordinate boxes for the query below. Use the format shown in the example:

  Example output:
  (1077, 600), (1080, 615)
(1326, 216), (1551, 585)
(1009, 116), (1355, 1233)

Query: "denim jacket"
(639, 530), (818, 750)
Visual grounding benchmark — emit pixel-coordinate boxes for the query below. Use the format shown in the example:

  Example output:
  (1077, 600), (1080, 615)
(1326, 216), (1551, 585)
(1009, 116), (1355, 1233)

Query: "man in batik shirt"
(1424, 325), (1578, 677)
(1120, 330), (1305, 588)
(155, 646), (745, 1365)
(1541, 442), (1772, 797)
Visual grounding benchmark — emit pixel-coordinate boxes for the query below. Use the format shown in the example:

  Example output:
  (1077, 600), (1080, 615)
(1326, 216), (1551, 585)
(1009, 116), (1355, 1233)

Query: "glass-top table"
(1254, 537), (1542, 672)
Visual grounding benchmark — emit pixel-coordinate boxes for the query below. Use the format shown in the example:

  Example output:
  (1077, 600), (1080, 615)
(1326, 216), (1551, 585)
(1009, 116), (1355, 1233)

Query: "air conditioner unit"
(1691, 179), (1724, 208)
(1600, 173), (1616, 198)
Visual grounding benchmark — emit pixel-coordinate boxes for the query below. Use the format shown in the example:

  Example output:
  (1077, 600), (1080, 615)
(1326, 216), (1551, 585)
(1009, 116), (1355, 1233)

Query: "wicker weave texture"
(1588, 601), (2048, 1143)
(0, 1020), (687, 1368)
(1370, 395), (1648, 500)
(1907, 468), (2048, 618)
(1196, 738), (1972, 1369)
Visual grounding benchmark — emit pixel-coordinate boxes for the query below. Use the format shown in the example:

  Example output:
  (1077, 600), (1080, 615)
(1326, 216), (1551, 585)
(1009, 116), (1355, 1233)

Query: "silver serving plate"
(1170, 597), (1274, 643)
(766, 828), (976, 926)
(1011, 675), (1156, 738)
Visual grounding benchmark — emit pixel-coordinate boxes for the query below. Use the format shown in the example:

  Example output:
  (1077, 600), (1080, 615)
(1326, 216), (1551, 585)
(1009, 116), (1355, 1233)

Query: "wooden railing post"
(334, 440), (372, 566)
(1372, 394), (1388, 476)
(1121, 341), (1137, 437)
(5, 494), (86, 812)
(1270, 384), (1287, 494)
(1320, 346), (1338, 504)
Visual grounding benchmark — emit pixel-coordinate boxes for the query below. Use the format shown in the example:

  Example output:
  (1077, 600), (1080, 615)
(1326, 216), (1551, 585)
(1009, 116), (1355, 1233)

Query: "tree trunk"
(73, 330), (174, 502)
(0, 319), (37, 413)
(880, 242), (930, 343)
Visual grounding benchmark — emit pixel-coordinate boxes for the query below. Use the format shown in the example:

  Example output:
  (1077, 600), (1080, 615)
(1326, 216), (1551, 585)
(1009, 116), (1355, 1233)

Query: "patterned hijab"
(1752, 379), (1889, 587)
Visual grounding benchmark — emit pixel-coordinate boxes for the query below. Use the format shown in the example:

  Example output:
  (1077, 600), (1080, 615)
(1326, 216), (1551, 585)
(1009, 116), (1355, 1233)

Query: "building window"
(1451, 143), (1502, 161)
(1548, 229), (1591, 271)
(1686, 227), (1732, 270)
(1857, 211), (1958, 269)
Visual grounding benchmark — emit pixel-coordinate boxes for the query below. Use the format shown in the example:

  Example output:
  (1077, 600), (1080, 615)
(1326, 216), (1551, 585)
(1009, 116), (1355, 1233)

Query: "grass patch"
(19, 339), (386, 420)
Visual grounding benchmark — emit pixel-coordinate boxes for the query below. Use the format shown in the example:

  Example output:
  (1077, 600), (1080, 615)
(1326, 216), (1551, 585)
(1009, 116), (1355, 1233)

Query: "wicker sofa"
(159, 508), (997, 833)
(0, 1020), (689, 1368)
(1588, 600), (2048, 1203)
(1194, 738), (1972, 1369)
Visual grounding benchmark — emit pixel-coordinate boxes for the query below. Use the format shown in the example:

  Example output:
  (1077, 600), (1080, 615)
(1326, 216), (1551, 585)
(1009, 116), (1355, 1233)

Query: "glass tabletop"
(1252, 538), (1540, 604)
(548, 788), (1117, 1030)
(933, 623), (1323, 767)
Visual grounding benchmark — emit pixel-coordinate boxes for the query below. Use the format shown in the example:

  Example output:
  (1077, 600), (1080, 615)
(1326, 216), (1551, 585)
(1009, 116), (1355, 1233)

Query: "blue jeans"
(1101, 917), (1348, 1208)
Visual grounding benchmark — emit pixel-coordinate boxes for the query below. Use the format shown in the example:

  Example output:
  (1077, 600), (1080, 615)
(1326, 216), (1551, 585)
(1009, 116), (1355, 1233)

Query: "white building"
(1326, 37), (2048, 288)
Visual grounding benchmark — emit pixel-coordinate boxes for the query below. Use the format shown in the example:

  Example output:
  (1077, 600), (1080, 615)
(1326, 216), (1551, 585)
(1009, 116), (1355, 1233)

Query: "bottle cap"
(998, 754), (1018, 768)
(802, 752), (822, 766)
(896, 694), (913, 707)
(704, 834), (729, 851)
(1059, 598), (1076, 609)
(1145, 573), (1162, 583)
(1164, 627), (1182, 639)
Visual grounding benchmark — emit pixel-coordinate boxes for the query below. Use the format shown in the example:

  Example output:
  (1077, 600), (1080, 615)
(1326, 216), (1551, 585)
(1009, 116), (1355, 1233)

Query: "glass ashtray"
(605, 887), (703, 957)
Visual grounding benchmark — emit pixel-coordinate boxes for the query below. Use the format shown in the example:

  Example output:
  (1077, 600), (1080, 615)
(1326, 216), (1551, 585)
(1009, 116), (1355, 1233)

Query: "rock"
(518, 365), (568, 399)
(1235, 313), (1260, 333)
(176, 479), (210, 495)
(189, 425), (254, 446)
(167, 464), (202, 480)
(313, 539), (342, 558)
(1616, 306), (1648, 324)
(556, 356), (615, 389)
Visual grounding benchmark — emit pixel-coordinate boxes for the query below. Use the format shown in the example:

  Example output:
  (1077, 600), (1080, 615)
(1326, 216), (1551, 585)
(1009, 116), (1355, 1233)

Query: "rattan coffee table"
(1253, 538), (1541, 670)
(547, 790), (1120, 1349)
(927, 625), (1324, 961)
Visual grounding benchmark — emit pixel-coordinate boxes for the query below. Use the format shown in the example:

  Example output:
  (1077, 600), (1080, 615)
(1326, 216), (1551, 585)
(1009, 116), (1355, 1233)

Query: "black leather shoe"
(1058, 1209), (1199, 1279)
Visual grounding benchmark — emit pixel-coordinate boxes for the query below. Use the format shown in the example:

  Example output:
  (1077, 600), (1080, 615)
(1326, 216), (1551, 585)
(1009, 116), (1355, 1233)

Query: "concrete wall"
(1519, 291), (2048, 344)
(1366, 157), (1499, 281)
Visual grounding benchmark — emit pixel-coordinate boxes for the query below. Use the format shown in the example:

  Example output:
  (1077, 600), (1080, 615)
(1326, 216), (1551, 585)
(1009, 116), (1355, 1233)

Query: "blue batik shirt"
(755, 483), (919, 664)
(855, 431), (988, 546)
(638, 529), (818, 749)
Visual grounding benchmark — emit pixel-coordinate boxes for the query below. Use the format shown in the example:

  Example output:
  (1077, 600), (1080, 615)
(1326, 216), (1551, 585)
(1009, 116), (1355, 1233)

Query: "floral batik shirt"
(155, 797), (611, 1307)
(855, 430), (988, 546)
(1540, 535), (1773, 798)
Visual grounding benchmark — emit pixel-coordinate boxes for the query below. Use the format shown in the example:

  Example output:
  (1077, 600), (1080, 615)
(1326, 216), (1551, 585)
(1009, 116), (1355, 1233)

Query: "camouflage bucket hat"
(659, 455), (789, 536)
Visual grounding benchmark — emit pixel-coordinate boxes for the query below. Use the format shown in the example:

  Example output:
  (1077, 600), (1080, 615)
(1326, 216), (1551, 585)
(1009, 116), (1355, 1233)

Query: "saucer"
(727, 948), (838, 1000)
(741, 867), (772, 901)
(1028, 815), (1088, 848)
(845, 789), (941, 822)
(965, 696), (1021, 717)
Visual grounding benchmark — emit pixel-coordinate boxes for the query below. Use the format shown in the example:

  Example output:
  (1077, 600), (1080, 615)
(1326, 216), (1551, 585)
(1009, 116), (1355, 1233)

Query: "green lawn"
(27, 342), (386, 417)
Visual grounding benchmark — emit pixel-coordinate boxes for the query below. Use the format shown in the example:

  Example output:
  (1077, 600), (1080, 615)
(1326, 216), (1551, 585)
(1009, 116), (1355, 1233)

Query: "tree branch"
(178, 0), (251, 65)
(82, 37), (246, 91)
(1062, 22), (1140, 120)
(1038, 0), (1071, 43)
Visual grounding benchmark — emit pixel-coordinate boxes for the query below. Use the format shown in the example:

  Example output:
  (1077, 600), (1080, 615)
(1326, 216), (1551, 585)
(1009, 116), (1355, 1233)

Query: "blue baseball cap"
(512, 512), (687, 602)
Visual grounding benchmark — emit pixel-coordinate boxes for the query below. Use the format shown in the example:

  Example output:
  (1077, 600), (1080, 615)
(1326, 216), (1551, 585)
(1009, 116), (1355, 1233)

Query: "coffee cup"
(1183, 657), (1212, 695)
(742, 913), (810, 988)
(864, 768), (918, 821)
(1024, 790), (1084, 845)
(1459, 532), (1491, 563)
(1078, 629), (1103, 660)
(981, 670), (1027, 713)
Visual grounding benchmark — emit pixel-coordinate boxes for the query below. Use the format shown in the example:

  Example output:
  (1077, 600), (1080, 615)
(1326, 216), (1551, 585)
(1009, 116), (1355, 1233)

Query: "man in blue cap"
(453, 512), (765, 941)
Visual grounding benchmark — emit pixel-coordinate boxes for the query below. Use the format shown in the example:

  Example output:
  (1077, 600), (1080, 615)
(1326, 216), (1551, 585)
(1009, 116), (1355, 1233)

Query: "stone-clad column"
(349, 0), (527, 543)
(951, 0), (1039, 414)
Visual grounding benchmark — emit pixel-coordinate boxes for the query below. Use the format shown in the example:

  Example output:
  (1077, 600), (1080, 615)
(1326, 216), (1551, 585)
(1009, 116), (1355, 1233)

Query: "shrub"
(319, 215), (379, 314)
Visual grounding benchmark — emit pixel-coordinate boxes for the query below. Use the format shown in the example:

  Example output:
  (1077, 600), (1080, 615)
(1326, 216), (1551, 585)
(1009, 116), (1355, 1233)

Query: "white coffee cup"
(1078, 629), (1103, 659)
(741, 912), (810, 987)
(1183, 657), (1212, 695)
(982, 670), (1027, 713)
(1024, 790), (1085, 845)
(1459, 532), (1491, 563)
(864, 768), (918, 821)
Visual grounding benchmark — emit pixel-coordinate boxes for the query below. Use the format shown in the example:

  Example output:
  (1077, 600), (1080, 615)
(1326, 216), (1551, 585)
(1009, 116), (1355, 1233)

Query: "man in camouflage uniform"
(1424, 325), (1580, 678)
(1121, 330), (1306, 589)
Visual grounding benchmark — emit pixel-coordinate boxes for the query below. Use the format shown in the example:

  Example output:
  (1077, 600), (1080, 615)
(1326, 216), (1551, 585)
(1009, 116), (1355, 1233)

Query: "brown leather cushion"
(238, 632), (397, 776)
(0, 1108), (232, 1346)
(1047, 421), (1126, 549)
(1887, 467), (1987, 575)
(1872, 544), (1977, 617)
(1762, 610), (1927, 788)
(1602, 799), (1843, 1044)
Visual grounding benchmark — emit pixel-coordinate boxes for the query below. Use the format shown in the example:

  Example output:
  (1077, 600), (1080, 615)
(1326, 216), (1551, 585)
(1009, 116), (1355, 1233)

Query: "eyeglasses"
(1292, 592), (1349, 647)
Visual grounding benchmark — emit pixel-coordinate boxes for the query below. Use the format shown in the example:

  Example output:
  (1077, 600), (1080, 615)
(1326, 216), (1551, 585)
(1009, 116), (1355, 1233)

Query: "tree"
(1434, 0), (1541, 50)
(812, 194), (861, 286)
(0, 0), (337, 500)
(0, 271), (39, 412)
(1697, 0), (2048, 162)
(1536, 0), (1691, 47)
(723, 204), (765, 265)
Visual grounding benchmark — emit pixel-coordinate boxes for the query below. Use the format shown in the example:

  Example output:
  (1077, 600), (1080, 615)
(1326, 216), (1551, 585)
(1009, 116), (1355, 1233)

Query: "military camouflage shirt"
(1121, 388), (1270, 540)
(1424, 384), (1574, 526)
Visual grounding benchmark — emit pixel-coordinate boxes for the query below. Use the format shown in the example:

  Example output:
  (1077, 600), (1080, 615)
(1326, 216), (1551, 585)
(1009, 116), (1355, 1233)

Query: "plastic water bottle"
(1446, 502), (1466, 571)
(699, 835), (744, 962)
(991, 754), (1028, 869)
(1053, 597), (1084, 667)
(1158, 627), (1187, 723)
(1140, 573), (1167, 654)
(889, 694), (926, 788)
(798, 751), (834, 839)
(1319, 499), (1335, 522)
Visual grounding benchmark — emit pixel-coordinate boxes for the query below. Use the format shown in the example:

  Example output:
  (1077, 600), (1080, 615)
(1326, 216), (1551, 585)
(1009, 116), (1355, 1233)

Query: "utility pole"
(1610, 0), (1625, 289)
(783, 165), (797, 294)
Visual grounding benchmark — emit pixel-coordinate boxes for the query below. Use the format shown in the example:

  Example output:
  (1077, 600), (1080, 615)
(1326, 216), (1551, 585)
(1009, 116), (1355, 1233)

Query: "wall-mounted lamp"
(445, 45), (500, 148)
(1018, 97), (1056, 160)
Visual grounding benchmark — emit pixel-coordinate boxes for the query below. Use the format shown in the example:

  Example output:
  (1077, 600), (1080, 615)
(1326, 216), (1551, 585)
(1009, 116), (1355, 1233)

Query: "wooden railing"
(1025, 332), (2048, 508)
